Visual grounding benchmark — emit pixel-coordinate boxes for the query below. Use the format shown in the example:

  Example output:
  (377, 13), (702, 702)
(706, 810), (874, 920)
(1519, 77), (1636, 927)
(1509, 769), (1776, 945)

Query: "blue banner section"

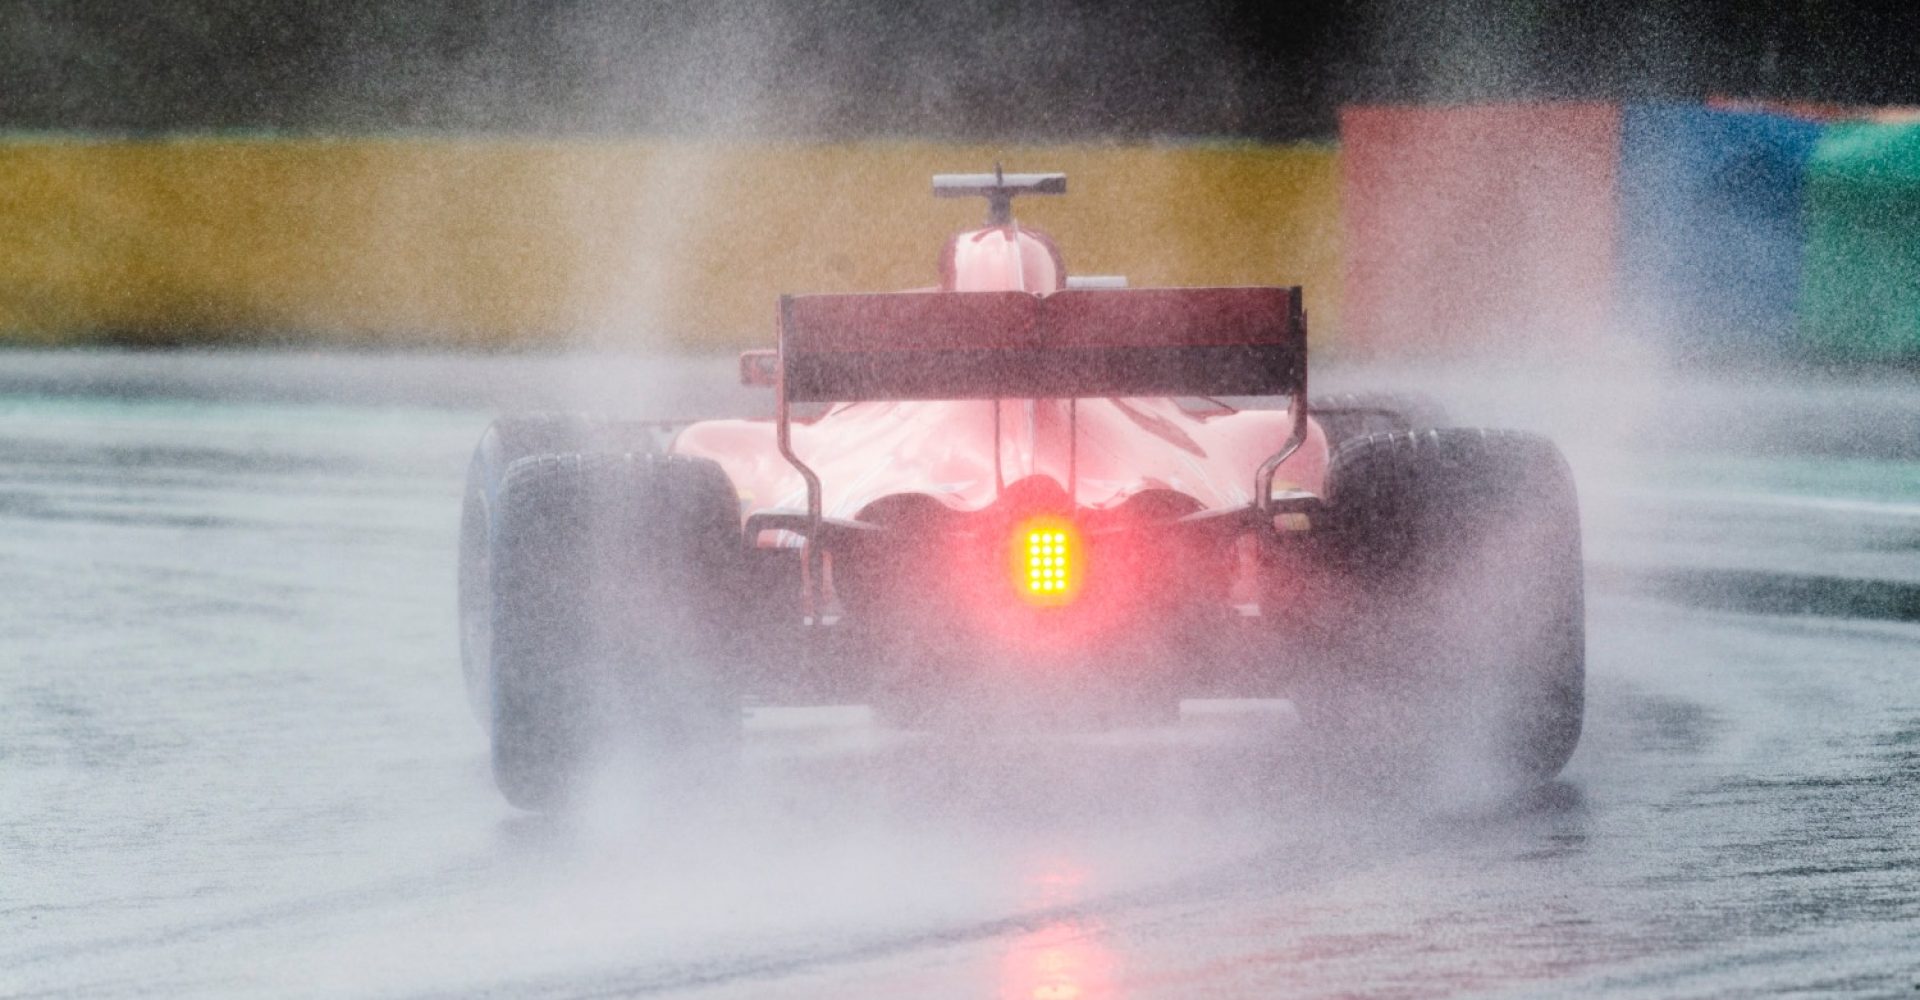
(1617, 103), (1823, 355)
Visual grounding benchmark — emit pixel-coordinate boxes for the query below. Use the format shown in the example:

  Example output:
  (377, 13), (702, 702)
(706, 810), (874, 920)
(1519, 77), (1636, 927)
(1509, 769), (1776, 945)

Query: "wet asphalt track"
(3, 350), (1918, 998)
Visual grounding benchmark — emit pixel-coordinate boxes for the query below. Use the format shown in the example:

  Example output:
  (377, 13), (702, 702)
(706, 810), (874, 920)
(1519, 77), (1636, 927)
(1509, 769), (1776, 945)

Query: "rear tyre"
(1310, 392), (1448, 449)
(461, 415), (595, 722)
(1308, 429), (1584, 789)
(459, 415), (665, 724)
(488, 453), (744, 812)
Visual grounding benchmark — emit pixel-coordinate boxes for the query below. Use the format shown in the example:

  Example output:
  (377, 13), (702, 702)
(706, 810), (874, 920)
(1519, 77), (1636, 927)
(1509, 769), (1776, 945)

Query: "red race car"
(459, 170), (1585, 810)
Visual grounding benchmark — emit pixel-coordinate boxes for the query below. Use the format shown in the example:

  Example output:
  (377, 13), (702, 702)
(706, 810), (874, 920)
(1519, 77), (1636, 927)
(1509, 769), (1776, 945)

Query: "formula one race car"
(459, 170), (1585, 810)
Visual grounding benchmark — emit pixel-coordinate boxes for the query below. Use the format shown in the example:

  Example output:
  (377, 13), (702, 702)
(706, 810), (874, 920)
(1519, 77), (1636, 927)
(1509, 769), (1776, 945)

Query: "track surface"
(3, 351), (1917, 998)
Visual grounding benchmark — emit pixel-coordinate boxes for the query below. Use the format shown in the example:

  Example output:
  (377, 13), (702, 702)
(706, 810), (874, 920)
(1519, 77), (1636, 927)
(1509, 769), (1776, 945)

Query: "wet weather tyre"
(458, 415), (664, 725)
(487, 452), (744, 812)
(1310, 392), (1448, 448)
(460, 415), (597, 721)
(1312, 429), (1585, 788)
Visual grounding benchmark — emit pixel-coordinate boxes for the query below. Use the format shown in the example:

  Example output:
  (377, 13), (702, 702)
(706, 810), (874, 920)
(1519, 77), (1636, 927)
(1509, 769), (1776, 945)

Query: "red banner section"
(1340, 103), (1622, 358)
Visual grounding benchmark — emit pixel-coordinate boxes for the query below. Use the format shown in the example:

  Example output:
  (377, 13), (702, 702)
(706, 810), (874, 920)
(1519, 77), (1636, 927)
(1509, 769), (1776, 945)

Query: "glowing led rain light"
(1023, 526), (1073, 595)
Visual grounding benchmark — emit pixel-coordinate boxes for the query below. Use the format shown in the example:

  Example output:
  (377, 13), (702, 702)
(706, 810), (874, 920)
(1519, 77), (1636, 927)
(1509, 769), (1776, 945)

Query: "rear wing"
(778, 286), (1305, 401)
(770, 286), (1310, 618)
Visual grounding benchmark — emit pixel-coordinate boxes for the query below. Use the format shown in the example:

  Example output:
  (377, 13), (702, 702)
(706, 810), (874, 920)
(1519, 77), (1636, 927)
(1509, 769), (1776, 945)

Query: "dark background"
(3, 0), (1918, 140)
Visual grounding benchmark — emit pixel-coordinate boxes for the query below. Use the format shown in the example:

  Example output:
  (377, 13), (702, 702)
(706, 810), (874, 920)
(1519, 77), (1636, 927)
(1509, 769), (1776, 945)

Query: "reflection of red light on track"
(1001, 862), (1113, 1000)
(1000, 920), (1116, 1000)
(1014, 516), (1080, 606)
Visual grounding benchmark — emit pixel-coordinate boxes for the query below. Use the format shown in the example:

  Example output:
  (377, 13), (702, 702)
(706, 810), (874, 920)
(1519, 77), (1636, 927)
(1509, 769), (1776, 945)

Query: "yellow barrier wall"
(0, 137), (1340, 349)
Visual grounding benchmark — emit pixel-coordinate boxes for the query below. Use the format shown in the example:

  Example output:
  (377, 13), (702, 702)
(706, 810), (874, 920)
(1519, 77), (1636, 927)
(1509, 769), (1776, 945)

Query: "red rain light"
(1016, 517), (1080, 605)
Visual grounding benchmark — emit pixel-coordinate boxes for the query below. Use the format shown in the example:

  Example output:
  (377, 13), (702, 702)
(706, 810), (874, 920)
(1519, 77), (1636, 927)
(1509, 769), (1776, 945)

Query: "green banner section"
(1800, 122), (1920, 362)
(0, 137), (1341, 350)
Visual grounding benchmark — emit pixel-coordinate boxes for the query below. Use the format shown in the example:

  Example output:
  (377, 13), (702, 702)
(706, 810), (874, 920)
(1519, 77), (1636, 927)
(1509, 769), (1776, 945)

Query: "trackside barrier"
(1341, 100), (1920, 364)
(1799, 121), (1920, 362)
(0, 137), (1342, 350)
(1338, 103), (1621, 358)
(1616, 103), (1822, 356)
